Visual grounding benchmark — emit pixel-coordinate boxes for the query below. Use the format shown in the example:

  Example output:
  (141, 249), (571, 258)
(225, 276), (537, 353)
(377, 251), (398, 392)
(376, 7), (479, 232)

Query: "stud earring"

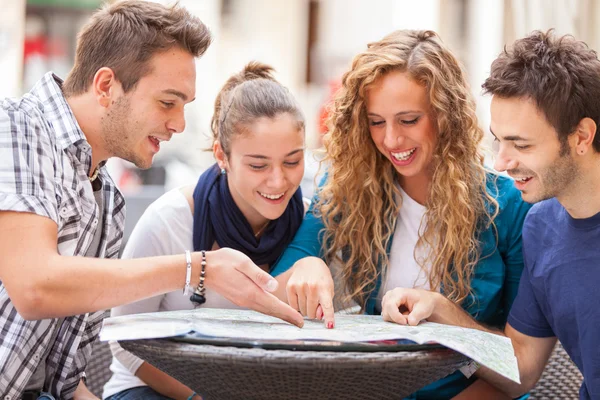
(221, 168), (226, 175)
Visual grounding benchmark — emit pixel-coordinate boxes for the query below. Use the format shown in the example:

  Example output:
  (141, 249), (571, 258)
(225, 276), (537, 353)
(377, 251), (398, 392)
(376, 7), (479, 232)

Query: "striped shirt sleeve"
(0, 104), (59, 222)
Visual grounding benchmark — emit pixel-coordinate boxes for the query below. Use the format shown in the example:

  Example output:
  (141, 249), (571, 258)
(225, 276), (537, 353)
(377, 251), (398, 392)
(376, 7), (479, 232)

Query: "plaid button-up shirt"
(0, 72), (125, 399)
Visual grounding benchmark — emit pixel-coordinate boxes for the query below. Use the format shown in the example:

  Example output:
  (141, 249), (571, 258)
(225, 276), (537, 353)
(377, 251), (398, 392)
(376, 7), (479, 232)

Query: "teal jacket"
(272, 174), (532, 399)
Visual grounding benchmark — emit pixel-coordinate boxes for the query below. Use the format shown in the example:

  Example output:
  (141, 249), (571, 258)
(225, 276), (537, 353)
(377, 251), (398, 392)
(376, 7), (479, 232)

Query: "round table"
(120, 337), (469, 400)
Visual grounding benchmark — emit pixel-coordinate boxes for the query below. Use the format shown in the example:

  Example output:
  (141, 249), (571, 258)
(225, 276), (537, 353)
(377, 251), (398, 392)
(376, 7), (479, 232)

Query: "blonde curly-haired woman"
(272, 30), (531, 399)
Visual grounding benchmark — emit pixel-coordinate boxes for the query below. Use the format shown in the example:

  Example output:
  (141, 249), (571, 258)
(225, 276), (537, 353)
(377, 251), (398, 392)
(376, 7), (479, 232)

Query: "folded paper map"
(100, 308), (519, 383)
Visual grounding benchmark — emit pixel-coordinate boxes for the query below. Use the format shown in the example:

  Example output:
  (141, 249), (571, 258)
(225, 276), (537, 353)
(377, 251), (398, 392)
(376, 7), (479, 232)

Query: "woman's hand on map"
(381, 287), (441, 326)
(286, 257), (336, 329)
(204, 248), (304, 328)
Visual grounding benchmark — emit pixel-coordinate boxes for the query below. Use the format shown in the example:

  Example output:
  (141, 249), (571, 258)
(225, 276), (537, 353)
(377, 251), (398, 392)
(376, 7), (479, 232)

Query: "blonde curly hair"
(317, 30), (498, 309)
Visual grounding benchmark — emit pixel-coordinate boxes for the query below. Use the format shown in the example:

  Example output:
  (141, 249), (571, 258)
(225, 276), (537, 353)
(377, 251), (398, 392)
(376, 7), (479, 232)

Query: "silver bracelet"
(183, 250), (192, 296)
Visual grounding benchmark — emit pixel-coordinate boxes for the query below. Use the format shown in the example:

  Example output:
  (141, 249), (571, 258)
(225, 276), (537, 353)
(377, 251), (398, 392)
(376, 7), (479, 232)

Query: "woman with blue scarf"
(103, 62), (307, 400)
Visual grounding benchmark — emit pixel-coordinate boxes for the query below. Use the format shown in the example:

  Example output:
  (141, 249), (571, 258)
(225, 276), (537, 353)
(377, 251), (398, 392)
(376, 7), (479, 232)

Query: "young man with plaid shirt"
(0, 2), (302, 399)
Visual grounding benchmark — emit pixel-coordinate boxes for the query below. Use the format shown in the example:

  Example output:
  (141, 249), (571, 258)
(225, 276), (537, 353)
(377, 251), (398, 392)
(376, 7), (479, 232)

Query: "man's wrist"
(429, 292), (483, 331)
(189, 250), (207, 305)
(429, 291), (447, 323)
(191, 251), (211, 287)
(202, 250), (217, 289)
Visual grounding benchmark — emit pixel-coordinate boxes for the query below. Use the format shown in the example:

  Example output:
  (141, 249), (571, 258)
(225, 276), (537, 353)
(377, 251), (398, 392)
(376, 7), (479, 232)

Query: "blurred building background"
(1, 0), (599, 235)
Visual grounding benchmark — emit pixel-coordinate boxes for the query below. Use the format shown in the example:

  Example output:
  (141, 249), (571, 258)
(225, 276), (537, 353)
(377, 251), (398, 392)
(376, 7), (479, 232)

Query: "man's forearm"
(473, 365), (530, 398)
(451, 378), (511, 400)
(429, 292), (500, 334)
(1, 210), (201, 319)
(429, 293), (533, 397)
(8, 252), (194, 320)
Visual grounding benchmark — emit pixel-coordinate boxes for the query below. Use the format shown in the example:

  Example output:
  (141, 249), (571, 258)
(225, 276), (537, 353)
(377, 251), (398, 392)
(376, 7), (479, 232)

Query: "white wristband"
(183, 250), (192, 296)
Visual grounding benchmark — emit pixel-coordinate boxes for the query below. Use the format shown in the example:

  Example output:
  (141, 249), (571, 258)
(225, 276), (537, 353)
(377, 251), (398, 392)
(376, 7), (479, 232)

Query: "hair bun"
(240, 61), (276, 82)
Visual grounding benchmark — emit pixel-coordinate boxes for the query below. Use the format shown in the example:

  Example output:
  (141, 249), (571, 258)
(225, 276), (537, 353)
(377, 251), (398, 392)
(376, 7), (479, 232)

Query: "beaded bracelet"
(190, 250), (207, 305)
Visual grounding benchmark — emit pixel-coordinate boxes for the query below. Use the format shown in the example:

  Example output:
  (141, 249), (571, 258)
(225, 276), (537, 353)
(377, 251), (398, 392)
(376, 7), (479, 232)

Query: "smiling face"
(216, 113), (305, 232)
(101, 47), (197, 169)
(491, 96), (579, 203)
(366, 70), (438, 191)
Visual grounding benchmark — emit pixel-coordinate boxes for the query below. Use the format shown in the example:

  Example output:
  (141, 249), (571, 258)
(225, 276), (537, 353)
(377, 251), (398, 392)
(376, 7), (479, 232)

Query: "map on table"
(100, 308), (519, 383)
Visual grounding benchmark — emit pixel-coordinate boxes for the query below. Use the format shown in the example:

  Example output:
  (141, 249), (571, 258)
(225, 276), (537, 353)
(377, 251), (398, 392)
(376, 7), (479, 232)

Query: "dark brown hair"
(63, 0), (211, 96)
(212, 61), (305, 154)
(483, 30), (600, 152)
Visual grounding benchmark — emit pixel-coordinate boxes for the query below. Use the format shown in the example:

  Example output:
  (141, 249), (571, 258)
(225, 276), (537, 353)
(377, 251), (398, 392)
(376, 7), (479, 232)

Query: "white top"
(379, 186), (433, 299)
(102, 188), (243, 399)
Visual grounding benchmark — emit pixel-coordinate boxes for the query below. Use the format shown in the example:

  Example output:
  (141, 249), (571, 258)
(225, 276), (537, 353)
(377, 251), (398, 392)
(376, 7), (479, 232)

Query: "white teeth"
(515, 177), (532, 182)
(259, 192), (284, 200)
(391, 148), (416, 161)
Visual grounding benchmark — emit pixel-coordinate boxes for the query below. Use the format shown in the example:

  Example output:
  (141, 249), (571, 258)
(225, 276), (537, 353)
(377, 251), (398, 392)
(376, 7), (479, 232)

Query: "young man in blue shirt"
(380, 30), (600, 399)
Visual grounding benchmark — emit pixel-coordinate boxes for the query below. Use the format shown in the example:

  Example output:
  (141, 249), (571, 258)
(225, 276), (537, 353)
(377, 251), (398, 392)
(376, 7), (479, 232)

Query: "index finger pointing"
(319, 290), (335, 329)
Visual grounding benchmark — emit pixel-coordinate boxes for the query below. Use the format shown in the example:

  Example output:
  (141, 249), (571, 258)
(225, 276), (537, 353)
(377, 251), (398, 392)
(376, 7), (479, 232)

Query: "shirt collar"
(30, 72), (87, 150)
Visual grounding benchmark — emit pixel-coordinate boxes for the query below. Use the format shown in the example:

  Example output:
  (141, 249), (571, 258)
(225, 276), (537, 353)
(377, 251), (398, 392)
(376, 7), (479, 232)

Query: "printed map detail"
(100, 308), (519, 383)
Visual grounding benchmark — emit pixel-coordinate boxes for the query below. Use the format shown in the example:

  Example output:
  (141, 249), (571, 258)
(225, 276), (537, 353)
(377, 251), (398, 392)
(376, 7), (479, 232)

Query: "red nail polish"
(327, 321), (334, 329)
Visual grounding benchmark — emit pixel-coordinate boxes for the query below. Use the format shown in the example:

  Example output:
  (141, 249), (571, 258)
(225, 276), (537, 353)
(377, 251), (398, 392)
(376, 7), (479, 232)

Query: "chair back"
(85, 339), (113, 397)
(530, 342), (582, 399)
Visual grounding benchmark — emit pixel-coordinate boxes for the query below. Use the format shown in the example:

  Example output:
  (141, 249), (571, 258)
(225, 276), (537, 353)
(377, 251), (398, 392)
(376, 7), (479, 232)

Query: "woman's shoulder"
(143, 186), (193, 223)
(123, 187), (193, 258)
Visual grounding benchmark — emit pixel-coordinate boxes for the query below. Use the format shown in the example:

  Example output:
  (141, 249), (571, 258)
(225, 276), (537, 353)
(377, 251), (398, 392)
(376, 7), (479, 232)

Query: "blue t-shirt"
(508, 198), (600, 400)
(273, 174), (532, 399)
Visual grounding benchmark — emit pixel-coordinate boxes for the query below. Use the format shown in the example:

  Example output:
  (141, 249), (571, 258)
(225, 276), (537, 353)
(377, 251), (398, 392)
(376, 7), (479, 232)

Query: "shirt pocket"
(57, 190), (84, 239)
